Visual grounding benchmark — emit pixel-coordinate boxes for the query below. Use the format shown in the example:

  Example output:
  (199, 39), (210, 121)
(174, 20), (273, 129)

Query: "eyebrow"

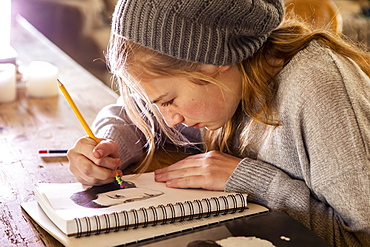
(151, 92), (169, 104)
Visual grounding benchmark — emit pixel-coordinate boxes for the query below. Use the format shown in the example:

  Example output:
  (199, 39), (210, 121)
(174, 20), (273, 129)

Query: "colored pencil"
(58, 79), (125, 189)
(39, 149), (68, 154)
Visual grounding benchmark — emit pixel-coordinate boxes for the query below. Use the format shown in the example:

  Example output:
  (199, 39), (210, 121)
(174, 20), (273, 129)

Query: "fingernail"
(94, 149), (103, 157)
(155, 174), (162, 179)
(155, 169), (162, 174)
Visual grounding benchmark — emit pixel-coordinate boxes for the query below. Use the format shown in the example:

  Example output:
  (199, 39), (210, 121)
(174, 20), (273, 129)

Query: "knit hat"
(112, 0), (284, 65)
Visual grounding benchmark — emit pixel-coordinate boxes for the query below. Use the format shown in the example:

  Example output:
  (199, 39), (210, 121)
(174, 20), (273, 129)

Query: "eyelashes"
(161, 99), (174, 107)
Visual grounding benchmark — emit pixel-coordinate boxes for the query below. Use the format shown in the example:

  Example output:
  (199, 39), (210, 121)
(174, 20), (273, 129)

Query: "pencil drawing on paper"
(70, 180), (164, 208)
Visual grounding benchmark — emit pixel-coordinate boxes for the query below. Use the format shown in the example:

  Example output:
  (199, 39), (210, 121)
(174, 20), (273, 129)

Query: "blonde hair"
(107, 17), (370, 172)
(284, 0), (343, 35)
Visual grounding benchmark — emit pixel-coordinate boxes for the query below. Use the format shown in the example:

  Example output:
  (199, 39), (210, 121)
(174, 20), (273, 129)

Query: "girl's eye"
(161, 99), (174, 107)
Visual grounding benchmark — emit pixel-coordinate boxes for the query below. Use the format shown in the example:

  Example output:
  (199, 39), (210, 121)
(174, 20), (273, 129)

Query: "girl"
(67, 0), (370, 246)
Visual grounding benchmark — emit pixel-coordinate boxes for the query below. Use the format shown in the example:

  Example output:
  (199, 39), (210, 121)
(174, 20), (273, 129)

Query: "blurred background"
(9, 0), (370, 89)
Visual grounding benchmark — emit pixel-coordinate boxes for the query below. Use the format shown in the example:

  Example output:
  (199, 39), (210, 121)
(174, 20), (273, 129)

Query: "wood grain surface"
(0, 15), (117, 247)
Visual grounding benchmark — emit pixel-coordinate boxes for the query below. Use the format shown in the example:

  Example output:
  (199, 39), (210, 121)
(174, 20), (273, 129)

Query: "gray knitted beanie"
(112, 0), (284, 65)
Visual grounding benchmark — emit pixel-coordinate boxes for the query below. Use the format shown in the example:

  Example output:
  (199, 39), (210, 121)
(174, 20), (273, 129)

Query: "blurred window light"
(0, 0), (11, 48)
(0, 0), (17, 63)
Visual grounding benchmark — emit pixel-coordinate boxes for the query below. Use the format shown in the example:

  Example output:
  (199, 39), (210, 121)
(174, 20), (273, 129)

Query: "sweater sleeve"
(91, 104), (203, 170)
(92, 104), (146, 170)
(225, 48), (370, 246)
(226, 157), (369, 247)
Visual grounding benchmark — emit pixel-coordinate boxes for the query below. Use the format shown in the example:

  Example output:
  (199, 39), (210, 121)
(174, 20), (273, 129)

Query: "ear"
(218, 65), (232, 73)
(200, 64), (232, 75)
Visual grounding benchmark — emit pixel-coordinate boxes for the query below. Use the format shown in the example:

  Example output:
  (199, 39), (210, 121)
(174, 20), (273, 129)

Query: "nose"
(160, 108), (184, 127)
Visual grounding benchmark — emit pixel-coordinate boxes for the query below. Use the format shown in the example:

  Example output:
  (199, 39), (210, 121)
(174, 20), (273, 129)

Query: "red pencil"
(38, 149), (68, 154)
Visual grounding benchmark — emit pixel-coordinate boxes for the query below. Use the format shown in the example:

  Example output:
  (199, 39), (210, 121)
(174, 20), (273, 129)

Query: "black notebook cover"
(130, 211), (331, 247)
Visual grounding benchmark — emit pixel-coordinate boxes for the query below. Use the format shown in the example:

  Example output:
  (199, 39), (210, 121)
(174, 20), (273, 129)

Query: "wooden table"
(0, 15), (117, 246)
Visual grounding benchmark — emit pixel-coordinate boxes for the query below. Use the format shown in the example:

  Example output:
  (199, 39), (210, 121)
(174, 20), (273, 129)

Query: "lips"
(183, 122), (203, 129)
(191, 123), (201, 129)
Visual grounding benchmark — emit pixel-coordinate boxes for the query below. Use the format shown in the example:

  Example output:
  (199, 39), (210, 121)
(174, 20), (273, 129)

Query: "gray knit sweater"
(92, 42), (370, 246)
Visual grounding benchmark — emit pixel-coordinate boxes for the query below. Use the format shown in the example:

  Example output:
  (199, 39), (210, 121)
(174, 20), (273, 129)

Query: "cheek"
(181, 98), (219, 118)
(180, 98), (203, 116)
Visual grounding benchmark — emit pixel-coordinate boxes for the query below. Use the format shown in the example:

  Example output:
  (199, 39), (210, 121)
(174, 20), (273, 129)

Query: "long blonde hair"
(107, 17), (370, 172)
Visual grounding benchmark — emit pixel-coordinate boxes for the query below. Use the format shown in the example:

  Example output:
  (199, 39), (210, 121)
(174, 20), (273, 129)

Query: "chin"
(205, 125), (223, 131)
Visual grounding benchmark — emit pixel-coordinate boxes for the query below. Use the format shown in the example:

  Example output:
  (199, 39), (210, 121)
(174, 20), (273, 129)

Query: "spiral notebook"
(21, 200), (268, 247)
(26, 172), (265, 241)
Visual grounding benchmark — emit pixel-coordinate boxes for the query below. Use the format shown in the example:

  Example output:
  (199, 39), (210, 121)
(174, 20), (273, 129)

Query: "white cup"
(26, 61), (59, 98)
(0, 63), (16, 103)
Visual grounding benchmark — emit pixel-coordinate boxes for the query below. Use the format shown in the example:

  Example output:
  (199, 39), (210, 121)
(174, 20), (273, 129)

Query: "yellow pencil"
(58, 79), (125, 188)
(57, 79), (99, 143)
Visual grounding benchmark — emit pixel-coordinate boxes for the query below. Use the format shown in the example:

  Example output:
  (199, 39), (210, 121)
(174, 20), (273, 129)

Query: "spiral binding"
(228, 194), (238, 214)
(131, 209), (139, 229)
(84, 216), (91, 236)
(103, 214), (110, 234)
(211, 197), (221, 216)
(167, 203), (176, 223)
(122, 210), (129, 230)
(237, 193), (246, 211)
(73, 193), (246, 237)
(149, 206), (158, 226)
(202, 198), (212, 218)
(220, 196), (229, 215)
(94, 215), (101, 235)
(113, 212), (120, 232)
(158, 204), (167, 225)
(194, 199), (203, 219)
(140, 207), (149, 228)
(185, 200), (194, 220)
(75, 217), (82, 238)
(176, 202), (186, 222)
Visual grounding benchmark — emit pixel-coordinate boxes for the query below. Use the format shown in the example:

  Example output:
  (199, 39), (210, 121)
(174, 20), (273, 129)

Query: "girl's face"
(141, 64), (242, 130)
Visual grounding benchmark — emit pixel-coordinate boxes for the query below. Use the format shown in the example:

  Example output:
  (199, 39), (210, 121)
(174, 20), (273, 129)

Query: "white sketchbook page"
(21, 201), (269, 247)
(36, 172), (246, 221)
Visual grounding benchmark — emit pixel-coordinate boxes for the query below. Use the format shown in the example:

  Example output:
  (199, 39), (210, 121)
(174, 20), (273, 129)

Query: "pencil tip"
(57, 79), (62, 87)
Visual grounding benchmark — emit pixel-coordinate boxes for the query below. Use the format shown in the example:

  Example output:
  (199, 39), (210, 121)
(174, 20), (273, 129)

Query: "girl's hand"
(154, 150), (241, 191)
(67, 136), (122, 186)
